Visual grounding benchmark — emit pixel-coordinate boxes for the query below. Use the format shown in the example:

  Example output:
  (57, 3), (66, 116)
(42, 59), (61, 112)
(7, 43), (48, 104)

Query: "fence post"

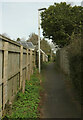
(26, 49), (28, 80)
(42, 53), (44, 62)
(22, 76), (25, 93)
(3, 42), (8, 110)
(30, 50), (33, 75)
(0, 44), (2, 117)
(28, 50), (30, 80)
(20, 46), (23, 90)
(33, 51), (36, 68)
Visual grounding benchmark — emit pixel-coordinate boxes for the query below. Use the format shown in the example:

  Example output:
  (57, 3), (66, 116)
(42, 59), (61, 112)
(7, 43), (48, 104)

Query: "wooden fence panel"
(8, 52), (20, 79)
(23, 53), (27, 67)
(7, 77), (13, 101)
(0, 35), (48, 118)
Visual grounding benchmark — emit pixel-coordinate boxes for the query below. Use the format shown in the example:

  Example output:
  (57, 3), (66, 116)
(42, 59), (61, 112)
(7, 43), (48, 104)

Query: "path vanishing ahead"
(41, 63), (81, 118)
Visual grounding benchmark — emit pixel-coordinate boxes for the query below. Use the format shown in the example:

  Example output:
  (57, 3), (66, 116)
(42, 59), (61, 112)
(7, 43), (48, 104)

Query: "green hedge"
(69, 55), (81, 95)
(68, 34), (82, 103)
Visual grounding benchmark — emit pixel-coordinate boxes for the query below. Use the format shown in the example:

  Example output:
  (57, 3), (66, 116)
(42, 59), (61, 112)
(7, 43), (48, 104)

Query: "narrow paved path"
(41, 63), (81, 118)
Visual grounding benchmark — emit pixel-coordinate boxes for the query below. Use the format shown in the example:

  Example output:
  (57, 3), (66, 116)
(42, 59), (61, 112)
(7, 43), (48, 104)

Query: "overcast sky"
(0, 0), (82, 40)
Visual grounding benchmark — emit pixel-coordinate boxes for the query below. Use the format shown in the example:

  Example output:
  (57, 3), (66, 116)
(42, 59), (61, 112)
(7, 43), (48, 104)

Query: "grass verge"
(3, 68), (44, 119)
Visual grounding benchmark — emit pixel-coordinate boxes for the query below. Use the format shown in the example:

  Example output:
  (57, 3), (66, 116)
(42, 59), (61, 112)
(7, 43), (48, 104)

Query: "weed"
(5, 68), (43, 119)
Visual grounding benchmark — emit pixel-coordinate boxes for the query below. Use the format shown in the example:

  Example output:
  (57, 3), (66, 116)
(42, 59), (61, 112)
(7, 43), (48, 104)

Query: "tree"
(27, 33), (51, 55)
(40, 38), (51, 55)
(17, 38), (21, 41)
(41, 2), (83, 47)
(27, 33), (38, 45)
(2, 33), (10, 38)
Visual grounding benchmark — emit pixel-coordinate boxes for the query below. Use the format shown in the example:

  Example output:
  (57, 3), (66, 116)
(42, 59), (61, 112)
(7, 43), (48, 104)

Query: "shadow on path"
(41, 62), (81, 118)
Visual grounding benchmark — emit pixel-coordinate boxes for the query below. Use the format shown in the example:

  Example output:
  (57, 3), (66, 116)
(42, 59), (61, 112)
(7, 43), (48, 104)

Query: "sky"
(0, 0), (82, 40)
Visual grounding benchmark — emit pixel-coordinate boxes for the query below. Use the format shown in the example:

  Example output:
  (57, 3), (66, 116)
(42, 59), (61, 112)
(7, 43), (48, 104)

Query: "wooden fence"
(0, 35), (48, 118)
(56, 47), (70, 75)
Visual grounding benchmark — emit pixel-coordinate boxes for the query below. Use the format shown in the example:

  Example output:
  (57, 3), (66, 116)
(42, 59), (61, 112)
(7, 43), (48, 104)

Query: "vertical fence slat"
(33, 51), (36, 68)
(26, 49), (29, 80)
(0, 50), (2, 117)
(3, 42), (8, 110)
(30, 50), (33, 75)
(20, 46), (23, 90)
(28, 51), (30, 80)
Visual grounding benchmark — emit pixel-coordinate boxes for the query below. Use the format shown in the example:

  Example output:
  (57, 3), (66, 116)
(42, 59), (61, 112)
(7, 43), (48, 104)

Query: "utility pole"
(38, 8), (46, 73)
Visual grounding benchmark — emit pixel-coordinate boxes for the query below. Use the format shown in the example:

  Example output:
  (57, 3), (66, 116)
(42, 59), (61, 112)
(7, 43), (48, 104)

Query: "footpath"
(41, 63), (81, 118)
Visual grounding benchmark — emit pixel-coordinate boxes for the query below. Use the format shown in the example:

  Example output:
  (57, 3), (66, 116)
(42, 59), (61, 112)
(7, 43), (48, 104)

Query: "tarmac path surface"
(41, 63), (81, 118)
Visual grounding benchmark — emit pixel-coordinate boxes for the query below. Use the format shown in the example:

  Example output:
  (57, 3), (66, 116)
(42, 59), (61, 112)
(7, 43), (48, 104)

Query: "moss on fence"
(3, 68), (43, 119)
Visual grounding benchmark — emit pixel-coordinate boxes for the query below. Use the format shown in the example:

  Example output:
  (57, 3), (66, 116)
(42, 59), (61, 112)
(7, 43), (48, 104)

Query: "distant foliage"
(2, 33), (10, 39)
(17, 38), (21, 41)
(27, 33), (51, 55)
(28, 33), (38, 45)
(40, 39), (51, 55)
